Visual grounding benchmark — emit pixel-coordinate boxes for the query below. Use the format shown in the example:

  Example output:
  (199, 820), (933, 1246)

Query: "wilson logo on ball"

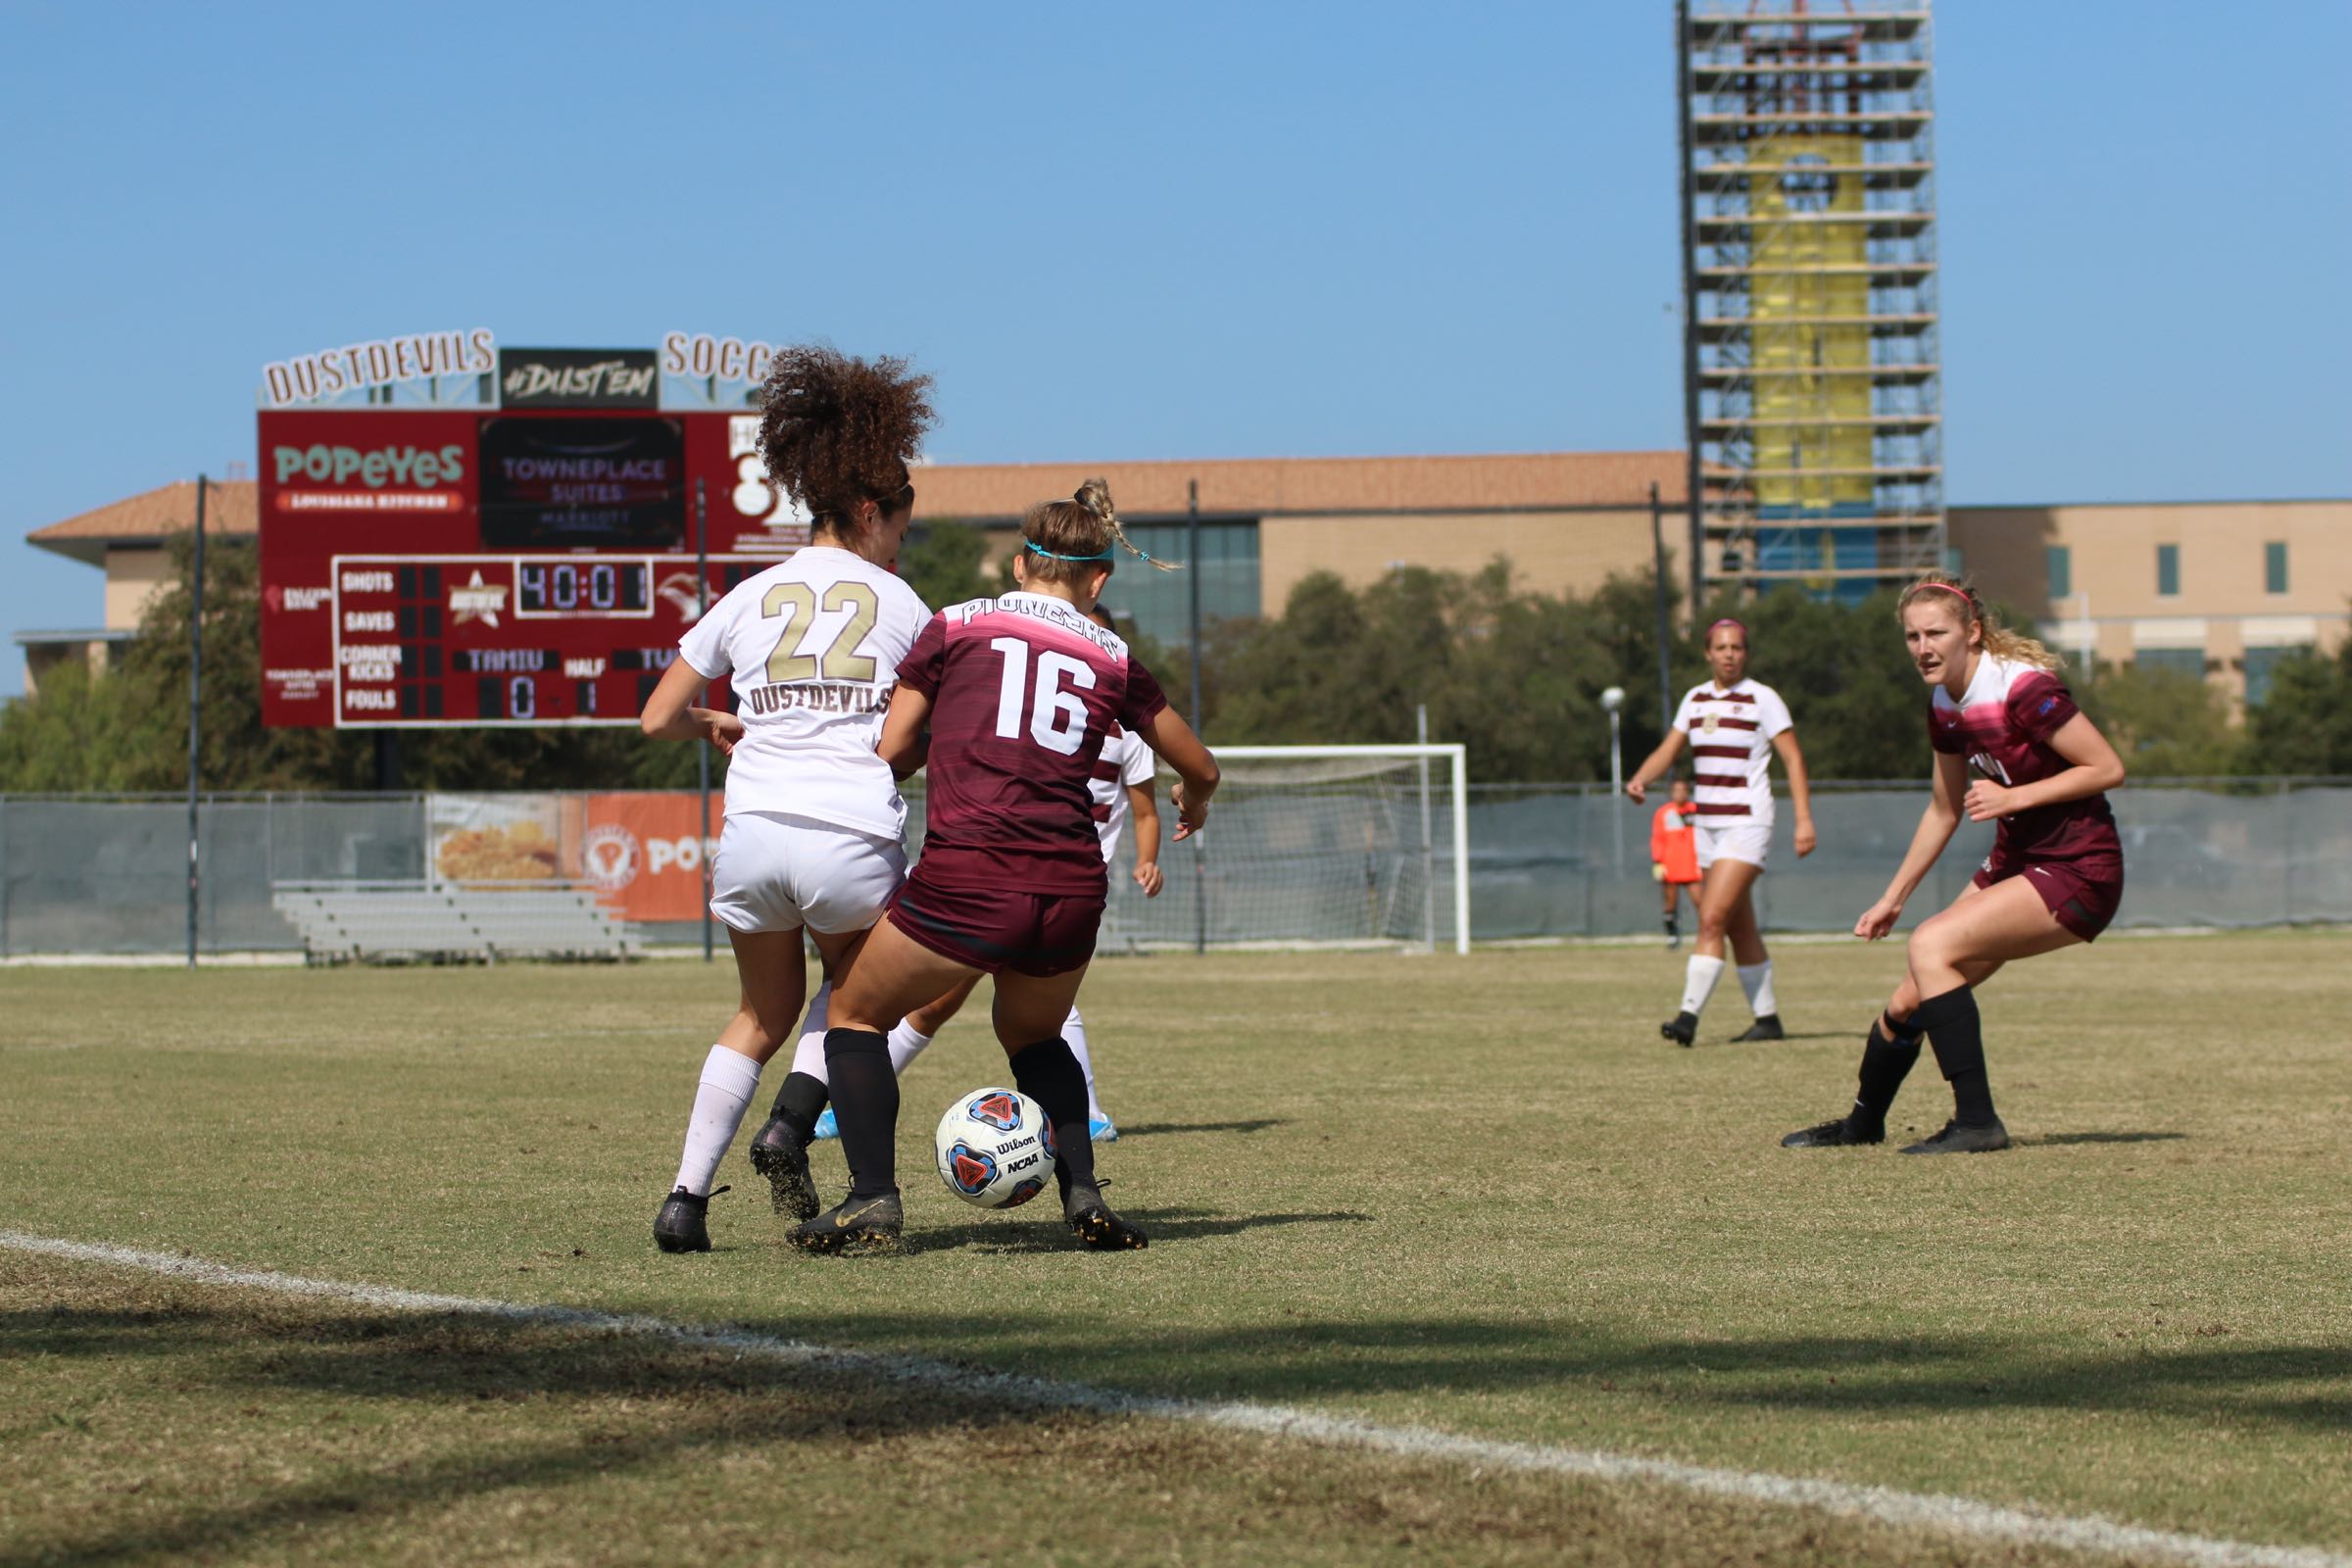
(947, 1142), (998, 1195)
(967, 1093), (1023, 1132)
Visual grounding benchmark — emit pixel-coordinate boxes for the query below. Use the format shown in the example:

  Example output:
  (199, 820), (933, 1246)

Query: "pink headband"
(1705, 617), (1746, 640)
(1911, 582), (1976, 609)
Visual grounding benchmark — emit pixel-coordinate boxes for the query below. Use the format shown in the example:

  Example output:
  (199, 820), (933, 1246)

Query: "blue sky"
(3, 1), (2346, 697)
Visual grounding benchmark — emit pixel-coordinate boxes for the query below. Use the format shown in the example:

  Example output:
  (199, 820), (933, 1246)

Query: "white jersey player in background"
(1624, 616), (1817, 1046)
(808, 602), (1164, 1144)
(637, 345), (935, 1252)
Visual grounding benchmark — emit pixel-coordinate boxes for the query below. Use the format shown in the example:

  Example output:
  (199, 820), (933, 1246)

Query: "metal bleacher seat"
(270, 880), (639, 963)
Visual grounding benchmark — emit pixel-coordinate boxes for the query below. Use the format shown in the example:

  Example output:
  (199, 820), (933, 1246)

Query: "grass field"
(4, 933), (2349, 1566)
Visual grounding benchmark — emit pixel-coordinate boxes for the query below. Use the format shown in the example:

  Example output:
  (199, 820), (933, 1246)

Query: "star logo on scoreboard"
(450, 570), (509, 628)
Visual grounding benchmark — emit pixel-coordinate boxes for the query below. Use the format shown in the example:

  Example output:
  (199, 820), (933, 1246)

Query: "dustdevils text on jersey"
(676, 545), (931, 839)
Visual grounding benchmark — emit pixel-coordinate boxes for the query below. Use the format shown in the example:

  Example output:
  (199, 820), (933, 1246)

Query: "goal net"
(912, 744), (1473, 955)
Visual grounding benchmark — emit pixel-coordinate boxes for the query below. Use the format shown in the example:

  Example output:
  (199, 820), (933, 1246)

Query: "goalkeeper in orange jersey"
(1650, 775), (1701, 950)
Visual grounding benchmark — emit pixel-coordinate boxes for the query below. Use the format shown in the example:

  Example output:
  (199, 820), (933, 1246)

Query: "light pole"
(1601, 686), (1626, 872)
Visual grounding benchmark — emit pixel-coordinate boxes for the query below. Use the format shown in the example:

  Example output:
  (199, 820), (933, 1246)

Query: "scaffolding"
(1677, 0), (1943, 606)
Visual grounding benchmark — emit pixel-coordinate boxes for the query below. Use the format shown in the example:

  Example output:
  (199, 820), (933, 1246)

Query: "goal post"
(1126, 743), (1472, 955)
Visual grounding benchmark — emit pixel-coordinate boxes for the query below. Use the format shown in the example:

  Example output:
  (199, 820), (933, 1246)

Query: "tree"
(2241, 641), (2352, 775)
(2074, 662), (2248, 777)
(897, 519), (999, 612)
(1209, 562), (1626, 780)
(1707, 586), (1930, 780)
(0, 658), (155, 790)
(1, 532), (716, 793)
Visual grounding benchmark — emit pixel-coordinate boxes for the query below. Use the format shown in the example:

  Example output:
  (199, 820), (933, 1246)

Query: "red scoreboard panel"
(330, 554), (776, 723)
(260, 408), (807, 726)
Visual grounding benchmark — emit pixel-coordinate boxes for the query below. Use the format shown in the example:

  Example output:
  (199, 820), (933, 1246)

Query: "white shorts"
(1694, 820), (1771, 873)
(709, 811), (907, 935)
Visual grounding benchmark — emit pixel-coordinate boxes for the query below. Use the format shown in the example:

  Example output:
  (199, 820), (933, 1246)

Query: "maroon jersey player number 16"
(795, 479), (1220, 1256)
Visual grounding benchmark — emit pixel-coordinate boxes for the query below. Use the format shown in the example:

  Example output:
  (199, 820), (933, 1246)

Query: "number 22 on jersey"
(992, 636), (1095, 756)
(761, 582), (879, 683)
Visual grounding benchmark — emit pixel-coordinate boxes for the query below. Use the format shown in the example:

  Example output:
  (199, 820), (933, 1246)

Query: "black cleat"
(1732, 1013), (1786, 1043)
(789, 1191), (904, 1254)
(1660, 1010), (1698, 1047)
(1900, 1118), (2012, 1154)
(1066, 1201), (1149, 1251)
(747, 1116), (820, 1222)
(655, 1184), (724, 1252)
(1782, 1115), (1884, 1149)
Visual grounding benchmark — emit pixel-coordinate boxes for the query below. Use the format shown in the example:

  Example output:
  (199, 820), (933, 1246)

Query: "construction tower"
(1677, 0), (1943, 605)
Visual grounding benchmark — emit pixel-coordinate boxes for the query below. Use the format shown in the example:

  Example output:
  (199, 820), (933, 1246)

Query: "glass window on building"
(2156, 543), (2180, 597)
(1105, 520), (1261, 650)
(2134, 646), (2203, 680)
(2046, 545), (2071, 601)
(2265, 541), (2288, 595)
(2242, 645), (2300, 707)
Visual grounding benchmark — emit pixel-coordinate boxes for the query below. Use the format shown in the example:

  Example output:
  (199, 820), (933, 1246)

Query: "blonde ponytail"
(1018, 478), (1181, 583)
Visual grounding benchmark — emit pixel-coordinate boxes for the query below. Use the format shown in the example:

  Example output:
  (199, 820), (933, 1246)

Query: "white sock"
(888, 1021), (934, 1076)
(1680, 955), (1726, 1017)
(1064, 1005), (1104, 1121)
(671, 1044), (761, 1197)
(787, 982), (831, 1085)
(1738, 960), (1778, 1018)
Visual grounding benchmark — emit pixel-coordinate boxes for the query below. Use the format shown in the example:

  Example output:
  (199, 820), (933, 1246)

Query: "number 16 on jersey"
(992, 637), (1097, 756)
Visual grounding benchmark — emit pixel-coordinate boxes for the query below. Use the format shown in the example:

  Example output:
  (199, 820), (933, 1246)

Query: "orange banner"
(578, 794), (719, 922)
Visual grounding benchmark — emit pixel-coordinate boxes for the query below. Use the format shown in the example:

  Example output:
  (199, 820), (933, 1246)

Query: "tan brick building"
(21, 459), (2347, 711)
(1946, 499), (2352, 706)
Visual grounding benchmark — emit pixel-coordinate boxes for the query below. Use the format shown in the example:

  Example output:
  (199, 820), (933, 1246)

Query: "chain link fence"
(4, 780), (2349, 956)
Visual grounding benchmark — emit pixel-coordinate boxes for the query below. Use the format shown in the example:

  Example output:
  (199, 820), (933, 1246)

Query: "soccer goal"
(1116, 744), (1471, 955)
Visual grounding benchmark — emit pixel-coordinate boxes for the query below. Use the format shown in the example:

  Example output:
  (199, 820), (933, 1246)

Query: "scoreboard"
(327, 554), (777, 724)
(260, 401), (808, 727)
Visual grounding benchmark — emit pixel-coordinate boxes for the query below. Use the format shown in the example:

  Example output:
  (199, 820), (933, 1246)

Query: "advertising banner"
(425, 791), (714, 923)
(497, 348), (660, 410)
(427, 793), (569, 885)
(577, 794), (718, 922)
(477, 416), (686, 550)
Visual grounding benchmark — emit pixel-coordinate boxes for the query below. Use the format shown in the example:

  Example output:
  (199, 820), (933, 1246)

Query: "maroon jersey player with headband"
(1784, 572), (2128, 1154)
(791, 478), (1220, 1253)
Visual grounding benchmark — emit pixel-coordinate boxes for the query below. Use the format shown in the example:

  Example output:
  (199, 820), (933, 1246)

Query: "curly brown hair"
(756, 346), (935, 528)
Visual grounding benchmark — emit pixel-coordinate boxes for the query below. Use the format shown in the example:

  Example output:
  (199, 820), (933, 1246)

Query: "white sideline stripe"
(5, 1231), (2344, 1568)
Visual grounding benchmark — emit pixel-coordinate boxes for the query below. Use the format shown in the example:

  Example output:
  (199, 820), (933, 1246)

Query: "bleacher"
(270, 880), (639, 963)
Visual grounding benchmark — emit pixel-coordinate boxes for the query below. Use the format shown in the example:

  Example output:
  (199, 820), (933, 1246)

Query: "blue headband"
(1024, 540), (1115, 563)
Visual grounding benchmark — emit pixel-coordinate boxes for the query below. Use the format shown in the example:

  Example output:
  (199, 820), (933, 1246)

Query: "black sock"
(1908, 986), (1997, 1126)
(1851, 1021), (1921, 1131)
(821, 1029), (898, 1199)
(764, 1071), (828, 1144)
(1009, 1037), (1098, 1210)
(1664, 912), (1679, 936)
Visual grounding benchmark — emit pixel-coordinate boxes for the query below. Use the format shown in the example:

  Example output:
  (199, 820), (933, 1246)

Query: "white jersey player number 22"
(763, 581), (880, 682)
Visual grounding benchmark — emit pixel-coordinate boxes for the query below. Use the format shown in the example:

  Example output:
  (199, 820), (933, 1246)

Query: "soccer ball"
(933, 1087), (1058, 1209)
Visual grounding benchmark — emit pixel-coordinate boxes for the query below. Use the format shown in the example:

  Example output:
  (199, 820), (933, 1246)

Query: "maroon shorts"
(886, 867), (1104, 978)
(1974, 847), (2125, 943)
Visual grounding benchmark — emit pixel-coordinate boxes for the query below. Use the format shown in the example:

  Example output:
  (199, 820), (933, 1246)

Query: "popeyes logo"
(580, 824), (640, 892)
(579, 795), (721, 920)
